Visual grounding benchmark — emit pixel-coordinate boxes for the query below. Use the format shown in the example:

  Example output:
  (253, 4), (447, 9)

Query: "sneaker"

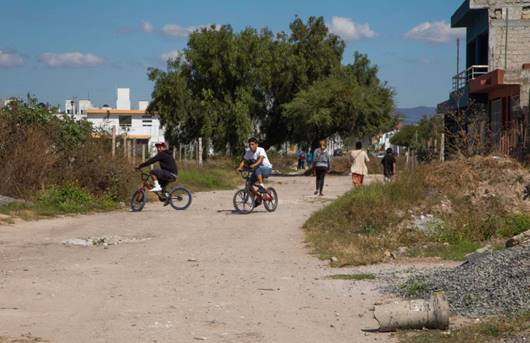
(150, 184), (162, 192)
(258, 185), (267, 193)
(319, 193), (324, 197)
(314, 190), (318, 195)
(254, 199), (262, 207)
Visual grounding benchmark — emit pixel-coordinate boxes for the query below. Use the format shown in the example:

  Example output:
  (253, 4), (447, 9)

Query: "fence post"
(179, 144), (183, 162)
(440, 133), (445, 162)
(131, 138), (136, 165)
(122, 134), (127, 157)
(196, 138), (203, 167)
(127, 140), (130, 163)
(111, 126), (116, 158)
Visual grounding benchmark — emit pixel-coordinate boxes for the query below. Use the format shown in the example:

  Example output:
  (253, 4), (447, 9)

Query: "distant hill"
(396, 106), (436, 125)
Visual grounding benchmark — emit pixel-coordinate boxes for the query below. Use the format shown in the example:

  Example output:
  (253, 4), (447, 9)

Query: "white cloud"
(328, 16), (377, 41)
(142, 20), (154, 33)
(0, 50), (24, 67)
(160, 50), (182, 62)
(39, 52), (104, 67)
(404, 21), (465, 43)
(160, 23), (221, 38)
(161, 24), (193, 38)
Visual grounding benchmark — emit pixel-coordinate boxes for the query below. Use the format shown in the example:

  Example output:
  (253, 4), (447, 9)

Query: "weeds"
(304, 155), (530, 266)
(398, 312), (530, 343)
(401, 279), (430, 298)
(0, 184), (118, 220)
(328, 273), (376, 281)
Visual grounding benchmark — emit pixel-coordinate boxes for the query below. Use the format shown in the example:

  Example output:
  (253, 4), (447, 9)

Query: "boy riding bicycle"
(136, 142), (177, 192)
(237, 137), (273, 206)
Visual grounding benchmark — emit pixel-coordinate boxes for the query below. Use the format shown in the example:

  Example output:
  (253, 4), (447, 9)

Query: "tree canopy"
(147, 16), (396, 154)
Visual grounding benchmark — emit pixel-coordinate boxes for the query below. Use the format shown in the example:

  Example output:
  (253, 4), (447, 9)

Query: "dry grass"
(399, 312), (530, 343)
(304, 155), (530, 266)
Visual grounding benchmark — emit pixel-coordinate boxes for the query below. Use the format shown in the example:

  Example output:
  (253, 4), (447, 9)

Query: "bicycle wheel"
(262, 187), (278, 212)
(168, 186), (192, 210)
(130, 189), (147, 212)
(233, 189), (255, 214)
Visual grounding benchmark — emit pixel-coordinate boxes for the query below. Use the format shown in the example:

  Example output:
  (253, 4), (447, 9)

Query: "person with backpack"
(312, 139), (331, 196)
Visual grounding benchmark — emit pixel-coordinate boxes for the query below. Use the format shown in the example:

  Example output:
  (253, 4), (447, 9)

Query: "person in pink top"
(350, 141), (370, 187)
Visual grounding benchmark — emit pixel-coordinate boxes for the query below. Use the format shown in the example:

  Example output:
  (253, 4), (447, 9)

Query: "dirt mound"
(423, 156), (530, 211)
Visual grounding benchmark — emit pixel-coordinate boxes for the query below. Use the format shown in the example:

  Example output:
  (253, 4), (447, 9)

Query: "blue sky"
(0, 0), (465, 109)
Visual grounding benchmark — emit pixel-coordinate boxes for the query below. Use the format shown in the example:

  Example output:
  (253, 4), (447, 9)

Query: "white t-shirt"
(244, 147), (272, 168)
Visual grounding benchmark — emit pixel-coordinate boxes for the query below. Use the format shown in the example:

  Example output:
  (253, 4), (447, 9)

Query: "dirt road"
(0, 176), (395, 343)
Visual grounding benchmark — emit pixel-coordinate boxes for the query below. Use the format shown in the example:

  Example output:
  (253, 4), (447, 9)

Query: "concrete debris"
(506, 229), (530, 248)
(373, 292), (449, 332)
(62, 235), (151, 247)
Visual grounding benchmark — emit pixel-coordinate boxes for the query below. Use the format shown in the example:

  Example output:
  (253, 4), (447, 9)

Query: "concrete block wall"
(484, 1), (530, 114)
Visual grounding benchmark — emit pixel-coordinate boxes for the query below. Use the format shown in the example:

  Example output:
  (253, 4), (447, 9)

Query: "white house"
(85, 107), (165, 148)
(65, 88), (165, 148)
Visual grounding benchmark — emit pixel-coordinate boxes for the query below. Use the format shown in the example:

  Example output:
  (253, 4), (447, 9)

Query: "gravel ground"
(383, 245), (530, 317)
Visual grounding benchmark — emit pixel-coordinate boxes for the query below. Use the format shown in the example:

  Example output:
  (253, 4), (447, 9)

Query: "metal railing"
(452, 65), (489, 91)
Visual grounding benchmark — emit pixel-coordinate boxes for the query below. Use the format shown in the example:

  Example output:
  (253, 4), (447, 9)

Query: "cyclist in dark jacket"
(137, 142), (177, 192)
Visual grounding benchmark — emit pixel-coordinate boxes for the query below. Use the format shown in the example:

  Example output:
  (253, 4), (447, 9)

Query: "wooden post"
(198, 137), (203, 167)
(127, 140), (130, 163)
(111, 126), (116, 158)
(122, 135), (127, 157)
(184, 144), (189, 168)
(142, 144), (146, 162)
(179, 144), (183, 162)
(440, 133), (445, 162)
(131, 138), (136, 166)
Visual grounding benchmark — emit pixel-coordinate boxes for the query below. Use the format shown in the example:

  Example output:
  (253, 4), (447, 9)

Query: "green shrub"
(34, 184), (117, 215)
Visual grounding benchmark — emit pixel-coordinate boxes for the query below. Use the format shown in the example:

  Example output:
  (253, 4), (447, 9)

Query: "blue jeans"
(251, 165), (272, 184)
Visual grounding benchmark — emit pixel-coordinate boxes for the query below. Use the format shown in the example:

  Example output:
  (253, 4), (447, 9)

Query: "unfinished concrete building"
(439, 0), (530, 156)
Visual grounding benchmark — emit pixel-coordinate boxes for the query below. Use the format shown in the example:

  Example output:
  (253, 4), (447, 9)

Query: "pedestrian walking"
(350, 142), (370, 187)
(306, 149), (313, 167)
(312, 139), (331, 196)
(296, 149), (306, 170)
(381, 147), (396, 183)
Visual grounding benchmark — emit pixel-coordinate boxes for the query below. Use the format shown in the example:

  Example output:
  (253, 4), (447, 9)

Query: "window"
(142, 115), (153, 127)
(523, 6), (530, 20)
(119, 115), (132, 127)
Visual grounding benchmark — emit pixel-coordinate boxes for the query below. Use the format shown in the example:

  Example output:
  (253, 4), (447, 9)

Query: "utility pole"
(505, 7), (509, 71)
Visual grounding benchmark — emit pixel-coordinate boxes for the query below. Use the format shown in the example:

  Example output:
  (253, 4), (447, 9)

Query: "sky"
(0, 0), (466, 109)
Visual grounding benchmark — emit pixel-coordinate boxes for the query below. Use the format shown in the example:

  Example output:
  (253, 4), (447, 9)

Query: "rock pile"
(388, 244), (530, 317)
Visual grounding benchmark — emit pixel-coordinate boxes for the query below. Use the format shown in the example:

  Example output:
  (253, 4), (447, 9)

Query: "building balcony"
(452, 65), (489, 92)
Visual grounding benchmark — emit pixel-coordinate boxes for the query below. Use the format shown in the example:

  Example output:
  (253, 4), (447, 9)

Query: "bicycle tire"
(233, 189), (255, 214)
(168, 186), (192, 210)
(130, 189), (147, 212)
(263, 187), (278, 212)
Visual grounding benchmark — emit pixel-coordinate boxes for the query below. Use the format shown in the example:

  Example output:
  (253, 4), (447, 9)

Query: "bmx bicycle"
(232, 168), (278, 214)
(130, 169), (192, 212)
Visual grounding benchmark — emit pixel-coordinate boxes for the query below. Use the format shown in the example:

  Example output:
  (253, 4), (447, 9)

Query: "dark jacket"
(138, 150), (178, 175)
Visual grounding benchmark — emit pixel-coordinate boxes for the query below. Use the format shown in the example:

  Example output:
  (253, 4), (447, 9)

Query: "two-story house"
(68, 88), (165, 150)
(439, 0), (530, 155)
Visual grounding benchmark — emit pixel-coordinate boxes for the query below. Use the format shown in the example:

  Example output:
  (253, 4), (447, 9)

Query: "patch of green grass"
(401, 279), (430, 298)
(399, 312), (530, 343)
(328, 273), (376, 281)
(409, 239), (480, 261)
(177, 162), (240, 192)
(497, 213), (530, 238)
(0, 184), (118, 221)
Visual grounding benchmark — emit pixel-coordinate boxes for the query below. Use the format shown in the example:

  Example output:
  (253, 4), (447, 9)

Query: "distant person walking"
(306, 149), (313, 167)
(381, 147), (396, 183)
(350, 142), (370, 187)
(297, 149), (306, 170)
(312, 139), (331, 196)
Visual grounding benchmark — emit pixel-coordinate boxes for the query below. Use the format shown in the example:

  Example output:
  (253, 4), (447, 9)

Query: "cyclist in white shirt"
(237, 137), (273, 197)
